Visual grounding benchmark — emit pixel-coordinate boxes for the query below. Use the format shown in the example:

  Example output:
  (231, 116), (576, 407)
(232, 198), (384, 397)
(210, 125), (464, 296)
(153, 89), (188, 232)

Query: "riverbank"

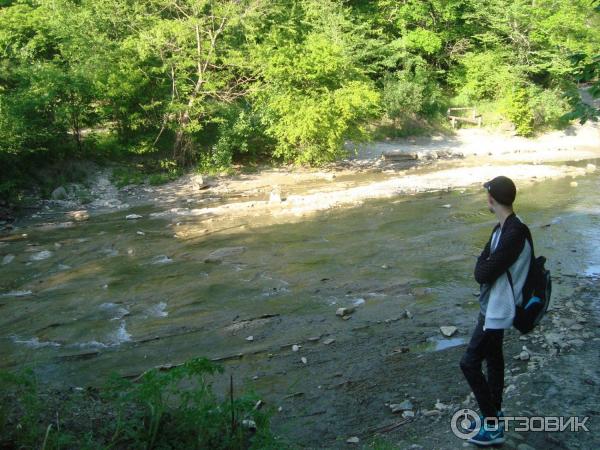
(3, 120), (598, 233)
(265, 269), (600, 449)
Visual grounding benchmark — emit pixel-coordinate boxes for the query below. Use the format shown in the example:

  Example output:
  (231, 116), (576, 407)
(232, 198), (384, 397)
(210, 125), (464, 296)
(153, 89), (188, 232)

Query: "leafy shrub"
(453, 51), (519, 102)
(382, 71), (425, 119)
(199, 109), (270, 172)
(504, 87), (534, 136)
(111, 166), (146, 187)
(382, 58), (445, 120)
(403, 28), (443, 55)
(0, 358), (283, 449)
(527, 86), (570, 129)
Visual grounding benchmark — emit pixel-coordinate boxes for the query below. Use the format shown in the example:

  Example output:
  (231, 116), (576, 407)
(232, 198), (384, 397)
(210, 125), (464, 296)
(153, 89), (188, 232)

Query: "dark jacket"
(475, 213), (531, 330)
(475, 213), (527, 284)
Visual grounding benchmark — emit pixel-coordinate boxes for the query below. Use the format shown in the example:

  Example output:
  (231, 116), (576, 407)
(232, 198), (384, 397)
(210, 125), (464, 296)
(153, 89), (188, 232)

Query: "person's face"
(487, 192), (496, 214)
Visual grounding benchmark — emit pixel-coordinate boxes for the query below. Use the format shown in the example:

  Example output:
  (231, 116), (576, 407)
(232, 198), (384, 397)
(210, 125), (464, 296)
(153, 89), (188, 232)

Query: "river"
(1, 159), (599, 396)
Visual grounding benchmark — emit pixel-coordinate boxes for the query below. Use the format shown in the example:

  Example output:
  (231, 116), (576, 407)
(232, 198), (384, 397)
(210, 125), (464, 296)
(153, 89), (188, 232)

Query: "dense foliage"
(1, 0), (599, 198)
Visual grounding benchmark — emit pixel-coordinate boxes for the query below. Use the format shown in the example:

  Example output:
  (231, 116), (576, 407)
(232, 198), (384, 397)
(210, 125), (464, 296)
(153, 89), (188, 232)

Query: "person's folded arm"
(478, 238), (491, 262)
(474, 225), (526, 285)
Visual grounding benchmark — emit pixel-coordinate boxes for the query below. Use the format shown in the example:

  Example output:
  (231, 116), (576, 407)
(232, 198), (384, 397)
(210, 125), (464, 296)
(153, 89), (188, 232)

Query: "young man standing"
(460, 176), (532, 446)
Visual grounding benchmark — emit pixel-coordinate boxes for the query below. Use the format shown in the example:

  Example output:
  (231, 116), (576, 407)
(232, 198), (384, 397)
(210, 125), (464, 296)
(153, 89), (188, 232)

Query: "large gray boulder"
(51, 186), (68, 200)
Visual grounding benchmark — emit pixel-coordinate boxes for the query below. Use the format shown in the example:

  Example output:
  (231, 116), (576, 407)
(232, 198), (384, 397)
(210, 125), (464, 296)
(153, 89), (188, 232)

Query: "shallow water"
(1, 160), (600, 386)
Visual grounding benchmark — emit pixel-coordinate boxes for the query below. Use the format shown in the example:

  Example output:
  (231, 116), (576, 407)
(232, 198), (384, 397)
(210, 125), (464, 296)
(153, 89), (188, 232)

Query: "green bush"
(382, 57), (445, 121)
(527, 86), (570, 129)
(504, 87), (534, 136)
(452, 51), (519, 102)
(111, 166), (146, 188)
(198, 108), (271, 172)
(382, 71), (425, 119)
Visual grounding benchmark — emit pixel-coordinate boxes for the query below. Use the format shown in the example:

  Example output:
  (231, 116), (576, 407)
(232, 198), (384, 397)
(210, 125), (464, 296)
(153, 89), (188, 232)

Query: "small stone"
(126, 214), (143, 220)
(68, 210), (89, 221)
(440, 326), (458, 337)
(246, 335), (254, 341)
(423, 409), (442, 417)
(346, 436), (360, 444)
(434, 399), (449, 411)
(269, 191), (282, 203)
(390, 400), (413, 413)
(136, 231), (145, 236)
(292, 344), (300, 352)
(586, 163), (596, 173)
(51, 186), (67, 200)
(2, 254), (15, 265)
(30, 250), (52, 261)
(381, 264), (390, 269)
(392, 347), (410, 354)
(412, 287), (432, 296)
(519, 350), (530, 361)
(323, 338), (335, 345)
(151, 255), (172, 265)
(204, 246), (246, 263)
(191, 174), (204, 185)
(301, 357), (307, 364)
(336, 307), (355, 317)
(402, 410), (415, 418)
(441, 204), (452, 208)
(405, 310), (413, 319)
(570, 181), (578, 187)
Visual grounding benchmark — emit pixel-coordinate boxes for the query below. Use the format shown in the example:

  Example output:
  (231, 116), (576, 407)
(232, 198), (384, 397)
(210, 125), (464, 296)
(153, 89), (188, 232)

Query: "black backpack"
(507, 226), (552, 334)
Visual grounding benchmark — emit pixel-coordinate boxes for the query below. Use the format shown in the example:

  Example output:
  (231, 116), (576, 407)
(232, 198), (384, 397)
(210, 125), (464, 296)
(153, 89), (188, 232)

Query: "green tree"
(250, 0), (380, 165)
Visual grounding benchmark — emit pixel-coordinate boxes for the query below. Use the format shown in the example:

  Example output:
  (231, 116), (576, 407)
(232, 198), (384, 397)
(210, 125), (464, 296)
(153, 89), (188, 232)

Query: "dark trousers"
(460, 313), (505, 418)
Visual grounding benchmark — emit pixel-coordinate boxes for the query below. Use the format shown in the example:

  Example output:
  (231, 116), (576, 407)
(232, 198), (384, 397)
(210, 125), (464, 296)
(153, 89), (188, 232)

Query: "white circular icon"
(451, 408), (480, 439)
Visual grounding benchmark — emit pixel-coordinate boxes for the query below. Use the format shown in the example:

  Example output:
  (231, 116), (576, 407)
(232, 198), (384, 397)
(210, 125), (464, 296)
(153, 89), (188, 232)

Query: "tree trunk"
(173, 110), (194, 166)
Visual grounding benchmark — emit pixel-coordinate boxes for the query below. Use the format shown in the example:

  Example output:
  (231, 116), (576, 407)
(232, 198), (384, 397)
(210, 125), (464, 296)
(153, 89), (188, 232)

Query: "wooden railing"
(447, 107), (482, 128)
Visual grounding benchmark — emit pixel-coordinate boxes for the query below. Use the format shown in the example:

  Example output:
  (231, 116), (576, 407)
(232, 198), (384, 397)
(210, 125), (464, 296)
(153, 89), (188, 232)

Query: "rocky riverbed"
(1, 121), (599, 449)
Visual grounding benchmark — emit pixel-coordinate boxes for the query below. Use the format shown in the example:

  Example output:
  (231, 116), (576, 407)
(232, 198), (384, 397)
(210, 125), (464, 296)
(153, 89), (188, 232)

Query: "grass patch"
(369, 115), (453, 140)
(0, 358), (286, 449)
(111, 165), (147, 188)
